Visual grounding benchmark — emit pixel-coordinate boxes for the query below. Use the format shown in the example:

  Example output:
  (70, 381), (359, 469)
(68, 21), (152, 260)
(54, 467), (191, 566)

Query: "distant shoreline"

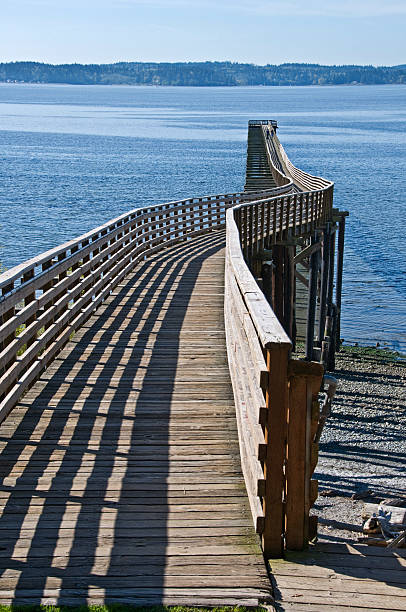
(1, 81), (406, 88)
(1, 61), (405, 87)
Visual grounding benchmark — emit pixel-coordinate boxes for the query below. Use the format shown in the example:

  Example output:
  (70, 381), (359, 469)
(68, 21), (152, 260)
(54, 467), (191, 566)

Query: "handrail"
(262, 121), (333, 193)
(0, 121), (337, 557)
(262, 129), (292, 189)
(225, 193), (326, 555)
(0, 184), (290, 423)
(225, 121), (331, 555)
(0, 186), (295, 299)
(225, 207), (291, 541)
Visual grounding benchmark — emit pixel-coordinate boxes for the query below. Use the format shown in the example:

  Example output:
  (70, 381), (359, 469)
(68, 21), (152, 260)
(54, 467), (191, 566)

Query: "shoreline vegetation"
(338, 344), (405, 361)
(1, 61), (406, 86)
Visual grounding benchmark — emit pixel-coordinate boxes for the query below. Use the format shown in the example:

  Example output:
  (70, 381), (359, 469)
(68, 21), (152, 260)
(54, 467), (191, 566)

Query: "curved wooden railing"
(0, 121), (340, 559)
(225, 121), (332, 556)
(225, 207), (291, 541)
(263, 122), (333, 193)
(274, 134), (332, 192)
(0, 185), (292, 423)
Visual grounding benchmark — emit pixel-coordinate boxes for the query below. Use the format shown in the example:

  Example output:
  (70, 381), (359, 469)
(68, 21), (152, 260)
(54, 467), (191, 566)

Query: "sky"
(0, 0), (405, 66)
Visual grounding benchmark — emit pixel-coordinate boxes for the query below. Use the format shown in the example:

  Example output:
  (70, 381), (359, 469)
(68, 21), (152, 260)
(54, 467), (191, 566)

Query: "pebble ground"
(312, 346), (406, 542)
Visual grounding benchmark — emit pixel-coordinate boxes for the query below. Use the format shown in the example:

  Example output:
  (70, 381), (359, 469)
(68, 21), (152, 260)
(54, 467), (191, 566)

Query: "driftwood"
(361, 504), (406, 548)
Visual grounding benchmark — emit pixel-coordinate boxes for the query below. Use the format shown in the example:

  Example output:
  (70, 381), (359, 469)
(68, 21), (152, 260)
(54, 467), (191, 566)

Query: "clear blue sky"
(1, 0), (405, 66)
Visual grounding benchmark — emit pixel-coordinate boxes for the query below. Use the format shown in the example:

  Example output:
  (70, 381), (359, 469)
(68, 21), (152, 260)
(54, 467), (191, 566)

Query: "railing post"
(283, 246), (295, 343)
(262, 343), (290, 557)
(325, 226), (337, 370)
(0, 282), (15, 390)
(286, 360), (324, 550)
(271, 245), (284, 325)
(335, 214), (346, 348)
(305, 234), (320, 361)
(318, 224), (330, 346)
(22, 269), (36, 347)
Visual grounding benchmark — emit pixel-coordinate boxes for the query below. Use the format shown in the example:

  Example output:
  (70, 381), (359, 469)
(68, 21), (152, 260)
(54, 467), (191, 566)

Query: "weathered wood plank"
(0, 232), (271, 607)
(271, 542), (406, 611)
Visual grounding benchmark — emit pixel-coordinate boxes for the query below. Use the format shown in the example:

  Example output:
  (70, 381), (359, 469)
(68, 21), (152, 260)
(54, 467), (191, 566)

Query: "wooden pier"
(0, 231), (271, 606)
(1, 121), (400, 609)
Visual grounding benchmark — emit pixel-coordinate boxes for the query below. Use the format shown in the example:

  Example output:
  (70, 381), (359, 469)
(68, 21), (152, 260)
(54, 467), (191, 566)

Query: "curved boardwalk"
(0, 231), (272, 607)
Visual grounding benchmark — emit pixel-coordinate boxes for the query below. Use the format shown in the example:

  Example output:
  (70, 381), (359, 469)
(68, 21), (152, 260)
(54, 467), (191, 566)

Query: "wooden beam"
(335, 216), (346, 347)
(293, 241), (321, 264)
(305, 236), (320, 361)
(262, 344), (289, 557)
(318, 226), (331, 347)
(271, 245), (284, 326)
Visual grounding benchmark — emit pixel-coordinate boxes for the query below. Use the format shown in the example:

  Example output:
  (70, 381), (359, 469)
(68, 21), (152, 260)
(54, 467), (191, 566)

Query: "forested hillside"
(1, 61), (405, 86)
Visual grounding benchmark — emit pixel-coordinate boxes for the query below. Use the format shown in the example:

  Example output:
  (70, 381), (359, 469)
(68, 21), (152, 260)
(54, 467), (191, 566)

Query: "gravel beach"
(312, 346), (406, 543)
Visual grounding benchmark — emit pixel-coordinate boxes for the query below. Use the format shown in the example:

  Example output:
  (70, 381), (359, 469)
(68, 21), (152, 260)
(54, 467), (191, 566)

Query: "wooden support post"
(305, 235), (320, 361)
(282, 246), (296, 343)
(286, 360), (324, 550)
(335, 215), (346, 348)
(271, 245), (284, 326)
(318, 225), (330, 346)
(263, 344), (290, 558)
(290, 246), (297, 348)
(327, 303), (338, 372)
(0, 282), (15, 384)
(325, 228), (337, 370)
(286, 373), (308, 549)
(262, 262), (273, 308)
(283, 247), (290, 335)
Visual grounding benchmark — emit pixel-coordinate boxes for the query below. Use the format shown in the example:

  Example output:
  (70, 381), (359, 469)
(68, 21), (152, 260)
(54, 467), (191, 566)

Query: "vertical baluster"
(40, 258), (55, 347)
(318, 225), (331, 347)
(0, 281), (15, 384)
(285, 196), (291, 241)
(299, 193), (304, 234)
(260, 201), (266, 251)
(272, 199), (278, 245)
(305, 234), (320, 361)
(266, 200), (272, 247)
(23, 269), (36, 348)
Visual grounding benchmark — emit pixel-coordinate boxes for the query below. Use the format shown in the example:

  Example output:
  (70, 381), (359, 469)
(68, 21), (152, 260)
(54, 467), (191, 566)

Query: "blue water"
(0, 83), (405, 350)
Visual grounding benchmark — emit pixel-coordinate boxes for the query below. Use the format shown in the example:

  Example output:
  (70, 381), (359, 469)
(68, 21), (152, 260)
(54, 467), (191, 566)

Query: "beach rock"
(351, 489), (372, 500)
(380, 497), (406, 507)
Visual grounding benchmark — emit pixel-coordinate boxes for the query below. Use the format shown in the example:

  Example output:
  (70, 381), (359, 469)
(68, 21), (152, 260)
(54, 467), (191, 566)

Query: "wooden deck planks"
(0, 230), (272, 606)
(270, 542), (406, 611)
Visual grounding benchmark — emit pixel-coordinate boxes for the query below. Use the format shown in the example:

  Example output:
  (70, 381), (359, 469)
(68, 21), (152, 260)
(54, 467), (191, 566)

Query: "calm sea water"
(0, 84), (405, 350)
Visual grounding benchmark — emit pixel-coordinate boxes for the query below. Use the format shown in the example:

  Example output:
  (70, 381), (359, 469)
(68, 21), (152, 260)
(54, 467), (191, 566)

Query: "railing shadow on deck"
(0, 119), (351, 576)
(0, 232), (225, 605)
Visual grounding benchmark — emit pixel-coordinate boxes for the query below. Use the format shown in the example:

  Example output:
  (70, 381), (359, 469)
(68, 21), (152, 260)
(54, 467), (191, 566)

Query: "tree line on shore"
(1, 61), (405, 86)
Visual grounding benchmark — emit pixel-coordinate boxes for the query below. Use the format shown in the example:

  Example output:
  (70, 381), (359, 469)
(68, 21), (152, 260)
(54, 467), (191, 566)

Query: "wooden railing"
(0, 185), (294, 424)
(225, 207), (291, 551)
(237, 189), (332, 263)
(262, 129), (292, 189)
(0, 120), (341, 560)
(224, 122), (336, 556)
(263, 123), (333, 193)
(226, 201), (324, 557)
